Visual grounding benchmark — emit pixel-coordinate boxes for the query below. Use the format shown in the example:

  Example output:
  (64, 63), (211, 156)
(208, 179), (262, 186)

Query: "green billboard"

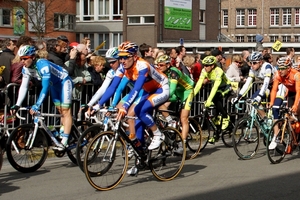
(164, 0), (192, 30)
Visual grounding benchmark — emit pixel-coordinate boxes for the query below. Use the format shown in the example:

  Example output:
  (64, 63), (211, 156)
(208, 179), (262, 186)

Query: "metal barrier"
(0, 81), (263, 133)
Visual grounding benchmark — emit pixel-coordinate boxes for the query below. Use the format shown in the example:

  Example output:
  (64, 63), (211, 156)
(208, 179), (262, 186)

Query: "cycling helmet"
(105, 47), (119, 60)
(248, 52), (262, 62)
(202, 55), (217, 66)
(18, 45), (36, 57)
(155, 55), (171, 64)
(118, 41), (138, 56)
(277, 56), (292, 67)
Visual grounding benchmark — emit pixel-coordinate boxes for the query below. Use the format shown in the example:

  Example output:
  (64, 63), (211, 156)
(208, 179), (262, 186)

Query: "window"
(128, 16), (154, 24)
(54, 13), (75, 30)
(236, 9), (245, 26)
(282, 36), (291, 42)
(236, 36), (244, 42)
(295, 8), (300, 26)
(247, 36), (256, 42)
(295, 36), (300, 42)
(270, 35), (279, 42)
(270, 8), (279, 26)
(222, 10), (228, 27)
(282, 8), (291, 26)
(248, 9), (256, 26)
(199, 10), (205, 23)
(0, 8), (11, 26)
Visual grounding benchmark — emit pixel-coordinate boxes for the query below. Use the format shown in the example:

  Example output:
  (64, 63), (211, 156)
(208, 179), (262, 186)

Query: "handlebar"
(15, 107), (30, 120)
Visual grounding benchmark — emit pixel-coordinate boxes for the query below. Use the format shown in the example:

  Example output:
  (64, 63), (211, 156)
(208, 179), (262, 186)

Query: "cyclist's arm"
(238, 75), (254, 97)
(35, 67), (51, 108)
(169, 70), (179, 97)
(293, 73), (300, 108)
(87, 70), (114, 107)
(15, 69), (30, 106)
(269, 76), (280, 106)
(98, 76), (122, 106)
(258, 65), (272, 97)
(123, 68), (147, 110)
(193, 69), (206, 96)
(111, 76), (130, 107)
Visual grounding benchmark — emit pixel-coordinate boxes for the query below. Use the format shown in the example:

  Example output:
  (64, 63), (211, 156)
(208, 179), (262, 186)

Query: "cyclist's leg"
(135, 87), (169, 150)
(180, 90), (194, 141)
(51, 77), (73, 147)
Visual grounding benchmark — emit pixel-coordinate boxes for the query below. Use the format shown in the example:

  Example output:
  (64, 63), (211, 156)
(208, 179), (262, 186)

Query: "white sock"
(152, 128), (162, 136)
(60, 133), (69, 146)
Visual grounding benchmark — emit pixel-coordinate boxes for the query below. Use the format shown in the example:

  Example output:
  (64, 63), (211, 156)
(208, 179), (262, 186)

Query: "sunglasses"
(278, 67), (288, 71)
(250, 61), (260, 65)
(236, 61), (243, 64)
(157, 64), (166, 67)
(204, 65), (213, 67)
(20, 56), (32, 61)
(109, 60), (117, 64)
(119, 55), (133, 60)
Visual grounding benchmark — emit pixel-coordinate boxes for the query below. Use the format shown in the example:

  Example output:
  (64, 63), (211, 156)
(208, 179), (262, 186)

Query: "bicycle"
(76, 108), (116, 172)
(6, 107), (92, 173)
(154, 101), (202, 159)
(83, 108), (186, 191)
(232, 99), (273, 160)
(192, 101), (235, 150)
(266, 106), (300, 164)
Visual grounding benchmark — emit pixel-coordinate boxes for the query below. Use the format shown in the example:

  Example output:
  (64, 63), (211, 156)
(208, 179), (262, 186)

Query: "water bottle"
(267, 118), (273, 128)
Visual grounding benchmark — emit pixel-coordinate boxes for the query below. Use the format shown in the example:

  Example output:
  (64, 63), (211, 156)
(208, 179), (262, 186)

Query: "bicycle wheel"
(76, 124), (103, 172)
(6, 124), (49, 173)
(221, 121), (235, 147)
(66, 120), (93, 165)
(192, 115), (210, 152)
(149, 127), (186, 181)
(266, 119), (288, 164)
(232, 117), (260, 160)
(182, 117), (202, 159)
(84, 131), (128, 191)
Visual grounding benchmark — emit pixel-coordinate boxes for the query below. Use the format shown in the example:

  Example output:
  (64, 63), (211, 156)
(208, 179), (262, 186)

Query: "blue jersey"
(17, 59), (71, 108)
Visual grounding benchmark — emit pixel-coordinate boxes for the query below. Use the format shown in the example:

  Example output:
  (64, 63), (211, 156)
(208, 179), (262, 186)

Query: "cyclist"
(268, 57), (300, 149)
(194, 55), (232, 144)
(232, 52), (275, 119)
(10, 45), (73, 151)
(102, 41), (169, 151)
(84, 47), (121, 115)
(156, 54), (194, 152)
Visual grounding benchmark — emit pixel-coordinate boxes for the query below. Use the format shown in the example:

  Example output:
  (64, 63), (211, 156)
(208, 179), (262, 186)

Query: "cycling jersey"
(270, 68), (300, 108)
(239, 62), (274, 98)
(16, 58), (73, 108)
(166, 67), (194, 110)
(194, 66), (231, 104)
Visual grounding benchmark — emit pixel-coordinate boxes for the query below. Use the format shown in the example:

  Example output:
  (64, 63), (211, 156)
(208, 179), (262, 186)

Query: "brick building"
(0, 0), (76, 42)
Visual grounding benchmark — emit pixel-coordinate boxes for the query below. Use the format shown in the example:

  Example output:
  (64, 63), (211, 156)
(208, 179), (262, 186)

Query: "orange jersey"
(270, 68), (300, 105)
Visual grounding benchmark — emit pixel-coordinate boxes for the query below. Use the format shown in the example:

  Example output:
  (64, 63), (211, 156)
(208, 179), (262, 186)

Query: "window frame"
(295, 8), (300, 26)
(222, 9), (228, 27)
(54, 13), (75, 30)
(0, 8), (12, 26)
(270, 8), (279, 26)
(248, 9), (257, 26)
(127, 15), (155, 25)
(282, 8), (292, 26)
(236, 9), (245, 27)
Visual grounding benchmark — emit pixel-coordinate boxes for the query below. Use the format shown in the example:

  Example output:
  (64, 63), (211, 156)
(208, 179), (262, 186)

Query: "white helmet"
(105, 47), (119, 60)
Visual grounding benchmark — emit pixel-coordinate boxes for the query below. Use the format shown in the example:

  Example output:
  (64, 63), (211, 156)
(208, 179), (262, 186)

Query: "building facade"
(0, 0), (76, 42)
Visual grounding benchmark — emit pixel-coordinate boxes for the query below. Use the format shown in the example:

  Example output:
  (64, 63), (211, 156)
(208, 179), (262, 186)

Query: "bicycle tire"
(76, 124), (103, 172)
(149, 127), (186, 181)
(183, 117), (202, 159)
(192, 115), (210, 152)
(266, 119), (288, 164)
(66, 120), (93, 165)
(6, 124), (48, 173)
(232, 117), (260, 160)
(221, 121), (235, 147)
(84, 131), (128, 191)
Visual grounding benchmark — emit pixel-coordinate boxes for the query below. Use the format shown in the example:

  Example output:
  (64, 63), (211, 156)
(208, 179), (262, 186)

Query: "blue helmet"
(248, 52), (262, 62)
(18, 45), (36, 57)
(105, 47), (119, 60)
